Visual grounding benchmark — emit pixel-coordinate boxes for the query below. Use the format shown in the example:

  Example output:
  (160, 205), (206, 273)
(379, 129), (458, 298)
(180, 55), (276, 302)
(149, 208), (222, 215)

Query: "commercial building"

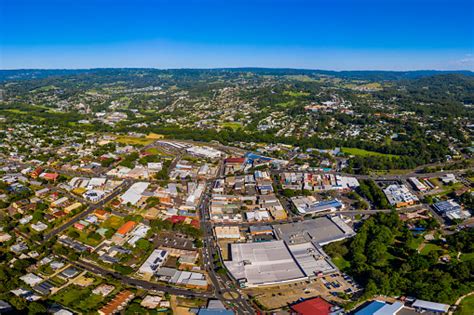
(290, 297), (341, 315)
(383, 184), (418, 208)
(274, 216), (355, 246)
(409, 177), (428, 192)
(412, 299), (450, 314)
(224, 240), (306, 287)
(138, 249), (169, 279)
(433, 199), (471, 220)
(214, 226), (241, 239)
(291, 197), (344, 214)
(120, 182), (149, 205)
(355, 300), (404, 315)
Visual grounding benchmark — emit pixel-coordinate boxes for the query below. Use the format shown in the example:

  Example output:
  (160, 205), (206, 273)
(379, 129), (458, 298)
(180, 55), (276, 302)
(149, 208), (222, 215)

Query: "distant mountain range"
(0, 68), (472, 82)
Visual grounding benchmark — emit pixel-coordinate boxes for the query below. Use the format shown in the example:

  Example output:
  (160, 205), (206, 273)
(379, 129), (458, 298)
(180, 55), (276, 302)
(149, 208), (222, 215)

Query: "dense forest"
(324, 212), (474, 304)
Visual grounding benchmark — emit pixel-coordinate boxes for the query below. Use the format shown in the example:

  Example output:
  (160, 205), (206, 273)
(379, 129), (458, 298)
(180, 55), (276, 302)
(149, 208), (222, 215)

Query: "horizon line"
(1, 67), (473, 73)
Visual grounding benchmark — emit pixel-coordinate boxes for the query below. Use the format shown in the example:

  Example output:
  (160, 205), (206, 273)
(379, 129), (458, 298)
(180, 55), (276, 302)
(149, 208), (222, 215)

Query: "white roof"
(412, 299), (450, 312)
(121, 182), (149, 205)
(225, 240), (305, 286)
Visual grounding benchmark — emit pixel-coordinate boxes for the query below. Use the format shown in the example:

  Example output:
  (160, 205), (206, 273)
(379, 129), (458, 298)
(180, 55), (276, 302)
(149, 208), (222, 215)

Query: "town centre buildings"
(224, 216), (355, 287)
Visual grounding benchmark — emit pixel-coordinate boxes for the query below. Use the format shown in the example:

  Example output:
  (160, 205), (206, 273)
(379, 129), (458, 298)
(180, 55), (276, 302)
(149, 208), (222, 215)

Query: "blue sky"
(1, 0), (473, 70)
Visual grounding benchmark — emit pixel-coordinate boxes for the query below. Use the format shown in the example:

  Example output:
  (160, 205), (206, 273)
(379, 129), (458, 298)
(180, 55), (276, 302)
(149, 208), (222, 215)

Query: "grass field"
(220, 122), (242, 130)
(456, 295), (474, 315)
(116, 135), (155, 146)
(283, 90), (310, 97)
(342, 147), (399, 158)
(332, 256), (351, 271)
(460, 252), (474, 262)
(408, 236), (424, 251)
(146, 132), (164, 139)
(102, 215), (124, 229)
(52, 286), (104, 312)
(143, 147), (172, 156)
(420, 243), (443, 255)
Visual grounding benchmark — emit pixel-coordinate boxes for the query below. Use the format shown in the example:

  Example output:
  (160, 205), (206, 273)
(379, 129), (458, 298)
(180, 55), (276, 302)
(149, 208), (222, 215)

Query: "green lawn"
(116, 135), (155, 146)
(220, 122), (242, 130)
(283, 90), (310, 97)
(332, 256), (351, 271)
(341, 147), (399, 158)
(408, 237), (424, 251)
(420, 243), (443, 255)
(53, 286), (104, 312)
(460, 252), (474, 262)
(144, 147), (172, 156)
(102, 215), (124, 229)
(456, 294), (474, 315)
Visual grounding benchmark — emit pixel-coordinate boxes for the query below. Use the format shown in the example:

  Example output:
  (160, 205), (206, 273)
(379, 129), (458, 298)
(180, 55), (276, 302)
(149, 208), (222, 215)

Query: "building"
(433, 199), (470, 220)
(291, 196), (344, 214)
(116, 221), (136, 236)
(274, 216), (355, 246)
(355, 300), (404, 315)
(98, 290), (135, 315)
(224, 240), (306, 287)
(383, 184), (418, 208)
(92, 284), (115, 297)
(214, 226), (241, 239)
(120, 182), (149, 205)
(290, 297), (341, 315)
(409, 177), (428, 192)
(412, 299), (450, 314)
(138, 249), (169, 279)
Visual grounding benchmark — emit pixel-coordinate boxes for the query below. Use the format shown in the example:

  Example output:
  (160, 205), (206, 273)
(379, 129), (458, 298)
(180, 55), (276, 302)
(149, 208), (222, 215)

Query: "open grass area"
(342, 147), (399, 158)
(220, 122), (242, 130)
(408, 236), (424, 251)
(283, 90), (310, 97)
(52, 285), (104, 312)
(460, 252), (474, 262)
(456, 294), (474, 315)
(146, 132), (164, 139)
(143, 147), (172, 156)
(102, 215), (124, 229)
(439, 182), (466, 196)
(332, 255), (351, 271)
(284, 75), (318, 82)
(116, 135), (155, 146)
(420, 243), (443, 255)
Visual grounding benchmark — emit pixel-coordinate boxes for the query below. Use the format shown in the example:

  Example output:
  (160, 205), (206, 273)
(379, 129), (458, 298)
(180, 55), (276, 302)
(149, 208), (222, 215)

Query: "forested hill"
(0, 68), (473, 82)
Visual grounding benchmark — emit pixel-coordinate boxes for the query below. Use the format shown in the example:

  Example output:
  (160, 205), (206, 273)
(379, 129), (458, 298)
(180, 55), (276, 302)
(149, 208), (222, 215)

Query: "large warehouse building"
(225, 216), (355, 287)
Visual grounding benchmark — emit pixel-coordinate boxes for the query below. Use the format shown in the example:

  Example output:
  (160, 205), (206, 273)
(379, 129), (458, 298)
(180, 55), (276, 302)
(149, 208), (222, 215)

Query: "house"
(94, 209), (109, 220)
(40, 173), (59, 181)
(116, 221), (136, 236)
(98, 290), (134, 315)
(92, 284), (115, 297)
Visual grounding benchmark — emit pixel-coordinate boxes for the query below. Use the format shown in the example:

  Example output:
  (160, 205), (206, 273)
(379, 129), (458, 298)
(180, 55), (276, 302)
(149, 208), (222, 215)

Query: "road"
(198, 167), (255, 314)
(43, 179), (133, 241)
(65, 257), (215, 299)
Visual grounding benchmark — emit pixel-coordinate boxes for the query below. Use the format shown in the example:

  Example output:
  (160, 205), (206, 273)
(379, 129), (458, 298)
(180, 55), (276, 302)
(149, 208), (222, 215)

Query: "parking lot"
(246, 272), (360, 310)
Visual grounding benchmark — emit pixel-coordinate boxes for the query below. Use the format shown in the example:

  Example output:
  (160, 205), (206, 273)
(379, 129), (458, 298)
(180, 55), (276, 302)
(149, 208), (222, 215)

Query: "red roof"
(117, 221), (136, 235)
(290, 297), (334, 315)
(168, 215), (187, 224)
(225, 157), (245, 164)
(42, 173), (59, 180)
